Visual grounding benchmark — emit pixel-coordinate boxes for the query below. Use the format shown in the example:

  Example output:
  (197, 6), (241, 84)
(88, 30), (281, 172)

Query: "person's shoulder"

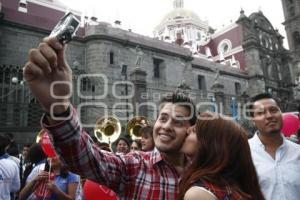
(66, 171), (80, 182)
(68, 171), (80, 178)
(30, 163), (45, 175)
(286, 139), (300, 151)
(0, 157), (18, 169)
(184, 186), (217, 200)
(248, 134), (260, 147)
(248, 137), (256, 149)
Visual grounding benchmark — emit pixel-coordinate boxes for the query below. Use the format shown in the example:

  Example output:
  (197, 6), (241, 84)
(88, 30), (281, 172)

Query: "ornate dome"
(162, 8), (201, 23)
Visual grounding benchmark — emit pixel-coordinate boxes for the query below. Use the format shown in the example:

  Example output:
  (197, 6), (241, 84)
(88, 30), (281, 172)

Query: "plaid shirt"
(42, 107), (180, 200)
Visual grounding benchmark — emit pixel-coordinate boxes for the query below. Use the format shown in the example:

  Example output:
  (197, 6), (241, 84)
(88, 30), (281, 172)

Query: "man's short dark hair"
(248, 93), (278, 117)
(24, 143), (32, 148)
(0, 134), (12, 156)
(159, 91), (197, 125)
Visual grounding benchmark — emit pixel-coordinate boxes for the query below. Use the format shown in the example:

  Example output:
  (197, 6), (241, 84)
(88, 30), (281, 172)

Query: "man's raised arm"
(23, 37), (127, 193)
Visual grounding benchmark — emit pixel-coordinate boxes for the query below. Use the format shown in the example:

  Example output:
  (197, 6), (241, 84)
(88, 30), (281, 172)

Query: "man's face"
(22, 146), (30, 159)
(153, 103), (191, 153)
(252, 98), (283, 135)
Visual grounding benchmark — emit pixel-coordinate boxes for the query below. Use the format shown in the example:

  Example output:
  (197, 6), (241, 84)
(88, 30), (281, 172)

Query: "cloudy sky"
(63, 0), (288, 48)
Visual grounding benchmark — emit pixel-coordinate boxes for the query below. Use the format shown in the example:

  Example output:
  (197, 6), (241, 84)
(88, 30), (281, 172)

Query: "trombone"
(93, 116), (150, 144)
(127, 116), (150, 140)
(94, 116), (121, 144)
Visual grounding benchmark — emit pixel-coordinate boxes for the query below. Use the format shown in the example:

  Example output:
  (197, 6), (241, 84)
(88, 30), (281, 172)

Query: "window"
(82, 78), (92, 92)
(153, 58), (163, 78)
(121, 65), (127, 75)
(197, 32), (201, 41)
(109, 51), (114, 64)
(217, 39), (232, 55)
(293, 31), (300, 47)
(235, 82), (241, 95)
(197, 75), (206, 91)
(18, 0), (27, 13)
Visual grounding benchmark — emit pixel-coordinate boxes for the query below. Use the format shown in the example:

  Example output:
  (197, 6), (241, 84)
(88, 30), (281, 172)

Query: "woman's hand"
(46, 181), (59, 193)
(33, 171), (49, 183)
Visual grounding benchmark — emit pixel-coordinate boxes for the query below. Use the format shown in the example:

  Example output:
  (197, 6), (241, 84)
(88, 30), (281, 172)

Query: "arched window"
(217, 39), (232, 55)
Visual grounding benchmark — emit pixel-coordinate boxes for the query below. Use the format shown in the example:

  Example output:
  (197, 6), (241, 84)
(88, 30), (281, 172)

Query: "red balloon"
(281, 113), (299, 137)
(83, 180), (117, 200)
(41, 131), (57, 158)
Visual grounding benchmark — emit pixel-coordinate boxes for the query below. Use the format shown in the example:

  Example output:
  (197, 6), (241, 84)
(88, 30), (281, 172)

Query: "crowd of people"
(0, 124), (155, 200)
(1, 36), (300, 200)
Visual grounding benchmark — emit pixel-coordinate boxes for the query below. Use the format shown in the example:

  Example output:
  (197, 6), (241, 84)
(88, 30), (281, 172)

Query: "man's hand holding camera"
(23, 37), (72, 119)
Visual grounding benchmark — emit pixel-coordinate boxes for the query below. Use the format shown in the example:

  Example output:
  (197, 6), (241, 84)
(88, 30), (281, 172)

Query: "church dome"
(153, 0), (209, 49)
(162, 8), (201, 23)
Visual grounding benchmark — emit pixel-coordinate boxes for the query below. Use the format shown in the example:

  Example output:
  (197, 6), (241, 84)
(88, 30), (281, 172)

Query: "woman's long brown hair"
(179, 112), (265, 200)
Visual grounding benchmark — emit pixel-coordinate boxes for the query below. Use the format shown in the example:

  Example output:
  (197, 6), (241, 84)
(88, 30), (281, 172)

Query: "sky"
(63, 0), (288, 49)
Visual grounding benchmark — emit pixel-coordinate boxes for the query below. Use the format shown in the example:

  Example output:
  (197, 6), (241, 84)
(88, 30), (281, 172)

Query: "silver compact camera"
(49, 12), (80, 44)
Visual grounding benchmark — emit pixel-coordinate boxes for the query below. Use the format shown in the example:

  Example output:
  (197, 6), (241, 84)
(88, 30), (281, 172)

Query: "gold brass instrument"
(94, 116), (121, 144)
(127, 116), (150, 140)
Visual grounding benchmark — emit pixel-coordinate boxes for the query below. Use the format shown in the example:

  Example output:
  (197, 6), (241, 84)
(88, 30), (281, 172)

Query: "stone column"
(129, 67), (147, 117)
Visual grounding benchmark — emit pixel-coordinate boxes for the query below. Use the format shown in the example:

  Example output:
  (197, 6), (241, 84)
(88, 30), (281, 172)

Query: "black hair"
(248, 93), (278, 117)
(131, 139), (142, 150)
(4, 132), (14, 141)
(6, 141), (19, 157)
(115, 137), (130, 147)
(21, 144), (46, 189)
(0, 134), (11, 156)
(60, 164), (70, 179)
(160, 91), (197, 125)
(23, 143), (32, 148)
(139, 125), (153, 138)
(27, 143), (46, 164)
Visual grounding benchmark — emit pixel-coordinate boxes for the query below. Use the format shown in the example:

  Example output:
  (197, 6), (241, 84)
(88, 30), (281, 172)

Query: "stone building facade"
(281, 0), (300, 87)
(0, 0), (298, 144)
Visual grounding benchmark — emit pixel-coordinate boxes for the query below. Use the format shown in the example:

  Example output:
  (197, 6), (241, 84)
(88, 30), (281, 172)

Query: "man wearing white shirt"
(248, 93), (300, 200)
(0, 134), (20, 200)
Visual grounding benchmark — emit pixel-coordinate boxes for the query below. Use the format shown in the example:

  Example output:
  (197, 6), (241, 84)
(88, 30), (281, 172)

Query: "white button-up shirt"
(0, 156), (20, 200)
(249, 133), (300, 200)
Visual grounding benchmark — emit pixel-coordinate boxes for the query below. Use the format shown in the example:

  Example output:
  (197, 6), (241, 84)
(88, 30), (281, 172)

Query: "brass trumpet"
(127, 116), (150, 140)
(94, 116), (121, 144)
